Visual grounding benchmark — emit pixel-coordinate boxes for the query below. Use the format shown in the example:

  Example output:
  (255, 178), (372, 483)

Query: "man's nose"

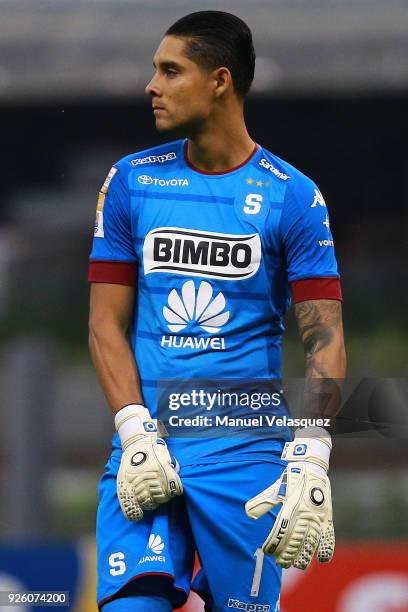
(145, 74), (161, 97)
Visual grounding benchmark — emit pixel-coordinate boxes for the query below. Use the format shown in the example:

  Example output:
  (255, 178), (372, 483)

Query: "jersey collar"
(183, 140), (259, 175)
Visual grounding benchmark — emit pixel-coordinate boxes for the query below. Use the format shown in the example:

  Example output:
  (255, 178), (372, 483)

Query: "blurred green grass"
(44, 468), (408, 541)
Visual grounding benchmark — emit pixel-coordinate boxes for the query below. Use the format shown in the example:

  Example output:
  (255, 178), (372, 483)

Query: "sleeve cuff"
(291, 277), (342, 303)
(88, 260), (137, 286)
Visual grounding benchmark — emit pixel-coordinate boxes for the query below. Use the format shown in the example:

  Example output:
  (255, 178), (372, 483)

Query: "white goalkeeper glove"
(245, 426), (335, 570)
(115, 404), (183, 521)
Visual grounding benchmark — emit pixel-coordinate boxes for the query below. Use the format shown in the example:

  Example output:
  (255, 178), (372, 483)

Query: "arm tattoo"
(294, 299), (345, 418)
(295, 300), (342, 377)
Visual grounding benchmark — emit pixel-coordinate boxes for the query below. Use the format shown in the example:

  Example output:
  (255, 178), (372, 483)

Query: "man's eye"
(166, 70), (178, 77)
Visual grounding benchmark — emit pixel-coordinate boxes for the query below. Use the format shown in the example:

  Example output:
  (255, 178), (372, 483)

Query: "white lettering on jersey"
(109, 552), (126, 576)
(244, 193), (263, 215)
(161, 335), (226, 350)
(227, 598), (271, 611)
(143, 227), (261, 281)
(258, 158), (290, 181)
(137, 175), (189, 187)
(131, 152), (176, 166)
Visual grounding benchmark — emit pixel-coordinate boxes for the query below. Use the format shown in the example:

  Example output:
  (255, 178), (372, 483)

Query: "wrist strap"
(115, 404), (152, 448)
(281, 426), (332, 472)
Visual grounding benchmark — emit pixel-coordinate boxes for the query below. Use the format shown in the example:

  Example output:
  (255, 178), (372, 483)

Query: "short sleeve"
(88, 165), (137, 285)
(280, 177), (342, 303)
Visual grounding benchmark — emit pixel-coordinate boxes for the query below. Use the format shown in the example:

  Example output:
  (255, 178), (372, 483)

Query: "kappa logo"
(131, 152), (176, 166)
(163, 280), (229, 334)
(148, 534), (164, 554)
(143, 227), (261, 280)
(311, 188), (326, 208)
(227, 599), (270, 611)
(137, 175), (189, 187)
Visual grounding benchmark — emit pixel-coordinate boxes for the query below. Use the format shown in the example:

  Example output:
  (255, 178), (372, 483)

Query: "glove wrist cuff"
(115, 404), (153, 448)
(281, 427), (332, 472)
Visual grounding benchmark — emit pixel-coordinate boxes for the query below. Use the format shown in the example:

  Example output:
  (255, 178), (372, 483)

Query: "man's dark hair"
(166, 11), (255, 98)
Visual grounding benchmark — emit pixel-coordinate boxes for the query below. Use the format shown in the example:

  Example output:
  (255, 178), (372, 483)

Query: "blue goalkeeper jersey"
(89, 139), (341, 464)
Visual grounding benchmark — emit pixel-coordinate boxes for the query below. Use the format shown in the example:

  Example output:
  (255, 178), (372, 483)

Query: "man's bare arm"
(89, 283), (144, 415)
(89, 282), (183, 519)
(294, 299), (346, 418)
(246, 299), (343, 567)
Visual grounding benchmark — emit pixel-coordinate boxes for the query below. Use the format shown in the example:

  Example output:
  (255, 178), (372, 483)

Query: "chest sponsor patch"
(143, 227), (261, 280)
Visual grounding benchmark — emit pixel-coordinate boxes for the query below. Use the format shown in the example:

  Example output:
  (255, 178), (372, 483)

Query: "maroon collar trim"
(183, 141), (259, 175)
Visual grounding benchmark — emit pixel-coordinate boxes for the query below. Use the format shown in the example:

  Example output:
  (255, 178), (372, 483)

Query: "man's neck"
(186, 116), (255, 173)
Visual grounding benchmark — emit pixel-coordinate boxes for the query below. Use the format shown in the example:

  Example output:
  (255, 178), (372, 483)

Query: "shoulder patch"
(94, 166), (118, 237)
(100, 166), (118, 194)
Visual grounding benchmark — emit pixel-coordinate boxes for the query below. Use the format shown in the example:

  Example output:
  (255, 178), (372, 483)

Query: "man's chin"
(155, 119), (187, 138)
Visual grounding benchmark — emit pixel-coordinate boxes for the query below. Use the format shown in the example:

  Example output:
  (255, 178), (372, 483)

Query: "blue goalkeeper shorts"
(96, 451), (285, 611)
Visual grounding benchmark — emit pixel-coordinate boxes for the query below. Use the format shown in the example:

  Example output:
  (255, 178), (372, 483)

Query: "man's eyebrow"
(153, 59), (183, 70)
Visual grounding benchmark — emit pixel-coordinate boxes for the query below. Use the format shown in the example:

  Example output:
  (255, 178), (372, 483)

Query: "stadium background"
(0, 0), (407, 610)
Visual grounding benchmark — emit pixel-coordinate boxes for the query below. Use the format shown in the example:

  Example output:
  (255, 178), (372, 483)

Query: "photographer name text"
(167, 415), (331, 428)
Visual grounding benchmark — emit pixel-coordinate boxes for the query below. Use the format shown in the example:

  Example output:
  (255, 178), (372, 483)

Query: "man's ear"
(212, 66), (233, 97)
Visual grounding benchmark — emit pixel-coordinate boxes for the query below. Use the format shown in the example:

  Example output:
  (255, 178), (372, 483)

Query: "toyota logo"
(138, 175), (153, 185)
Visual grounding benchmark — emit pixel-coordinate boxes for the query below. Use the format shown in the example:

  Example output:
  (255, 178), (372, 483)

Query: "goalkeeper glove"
(115, 404), (183, 521)
(245, 426), (334, 570)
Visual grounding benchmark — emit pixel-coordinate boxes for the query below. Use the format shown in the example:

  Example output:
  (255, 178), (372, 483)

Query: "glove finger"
(171, 456), (181, 473)
(262, 503), (303, 563)
(117, 484), (144, 521)
(245, 473), (285, 520)
(132, 471), (182, 500)
(160, 470), (183, 497)
(268, 511), (319, 570)
(140, 499), (158, 511)
(170, 473), (183, 496)
(292, 525), (320, 570)
(135, 490), (156, 510)
(125, 479), (156, 510)
(317, 480), (335, 563)
(133, 472), (182, 503)
(150, 484), (173, 504)
(136, 461), (183, 497)
(133, 474), (171, 492)
(317, 519), (335, 563)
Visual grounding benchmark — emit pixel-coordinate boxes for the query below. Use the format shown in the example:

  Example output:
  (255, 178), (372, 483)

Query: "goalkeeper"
(88, 10), (346, 612)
